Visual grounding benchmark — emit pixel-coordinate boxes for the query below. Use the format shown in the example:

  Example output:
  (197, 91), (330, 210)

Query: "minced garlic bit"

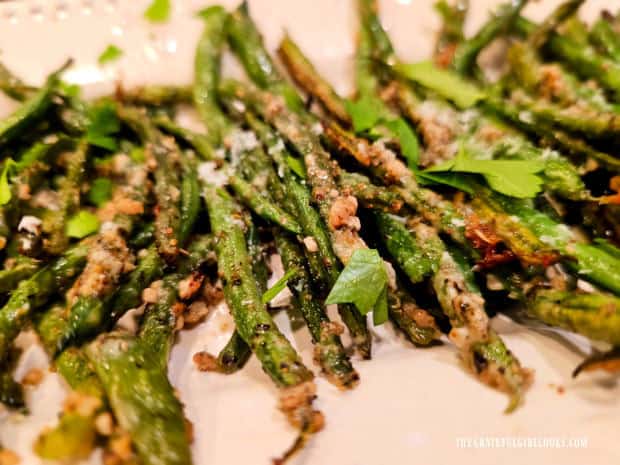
(302, 236), (318, 253)
(184, 300), (210, 326)
(108, 433), (133, 461)
(94, 412), (114, 436)
(64, 392), (102, 417)
(328, 195), (359, 230)
(178, 273), (204, 300)
(20, 367), (44, 386)
(142, 280), (163, 304)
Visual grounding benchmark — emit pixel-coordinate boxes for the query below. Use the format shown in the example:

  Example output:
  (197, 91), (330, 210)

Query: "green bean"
(0, 60), (34, 101)
(374, 211), (441, 283)
(154, 114), (216, 160)
(0, 60), (70, 145)
(340, 171), (404, 212)
(0, 239), (91, 363)
(451, 0), (527, 75)
(275, 230), (359, 388)
(529, 289), (620, 345)
(116, 84), (193, 106)
(219, 81), (367, 264)
(527, 0), (585, 49)
(277, 33), (351, 124)
(229, 175), (302, 235)
(590, 14), (620, 62)
(0, 256), (39, 294)
(434, 0), (469, 64)
(178, 157), (202, 246)
(194, 5), (232, 144)
(42, 138), (88, 255)
(205, 186), (313, 387)
(226, 1), (303, 111)
(87, 329), (191, 465)
(243, 114), (371, 357)
(387, 284), (440, 346)
(34, 347), (106, 461)
(118, 106), (183, 262)
(515, 16), (620, 99)
(237, 126), (357, 386)
(216, 332), (252, 374)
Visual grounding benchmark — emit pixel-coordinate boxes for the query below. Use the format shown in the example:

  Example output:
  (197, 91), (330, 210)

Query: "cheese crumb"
(17, 216), (42, 235)
(198, 161), (229, 187)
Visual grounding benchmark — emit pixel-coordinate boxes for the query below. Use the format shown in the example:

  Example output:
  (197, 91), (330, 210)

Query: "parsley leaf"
(423, 145), (545, 198)
(383, 118), (419, 168)
(416, 170), (474, 194)
(483, 171), (544, 198)
(88, 178), (113, 207)
(98, 45), (123, 65)
(286, 155), (306, 178)
(344, 95), (384, 133)
(373, 285), (389, 325)
(0, 159), (17, 206)
(144, 0), (171, 23)
(262, 268), (298, 304)
(196, 5), (220, 19)
(345, 99), (420, 170)
(60, 82), (80, 99)
(86, 102), (120, 151)
(66, 211), (100, 238)
(395, 61), (485, 109)
(326, 249), (389, 324)
(453, 155), (545, 198)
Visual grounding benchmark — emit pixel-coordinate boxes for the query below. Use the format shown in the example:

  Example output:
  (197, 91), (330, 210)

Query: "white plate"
(0, 1), (618, 465)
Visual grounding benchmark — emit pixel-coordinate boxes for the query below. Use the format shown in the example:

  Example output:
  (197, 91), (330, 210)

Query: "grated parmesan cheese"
(17, 215), (42, 235)
(198, 161), (230, 187)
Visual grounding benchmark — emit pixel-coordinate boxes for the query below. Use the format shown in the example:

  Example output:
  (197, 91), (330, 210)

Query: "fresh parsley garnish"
(144, 0), (171, 23)
(60, 82), (80, 99)
(88, 178), (113, 207)
(66, 211), (100, 238)
(0, 159), (17, 206)
(345, 97), (420, 169)
(262, 268), (298, 304)
(415, 170), (474, 194)
(422, 145), (545, 198)
(395, 60), (485, 109)
(383, 118), (419, 167)
(86, 102), (120, 151)
(345, 95), (385, 133)
(326, 249), (389, 325)
(98, 45), (123, 65)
